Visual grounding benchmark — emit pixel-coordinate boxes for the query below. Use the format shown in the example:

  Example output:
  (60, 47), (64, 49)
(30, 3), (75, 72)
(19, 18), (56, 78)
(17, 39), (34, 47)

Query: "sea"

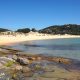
(10, 38), (80, 60)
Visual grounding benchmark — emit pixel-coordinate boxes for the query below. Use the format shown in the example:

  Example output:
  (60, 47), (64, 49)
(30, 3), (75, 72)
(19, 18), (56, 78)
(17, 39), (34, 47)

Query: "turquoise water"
(11, 38), (80, 60)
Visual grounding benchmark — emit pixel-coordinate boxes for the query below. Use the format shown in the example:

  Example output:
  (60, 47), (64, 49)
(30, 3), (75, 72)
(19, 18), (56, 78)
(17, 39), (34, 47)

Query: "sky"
(0, 0), (80, 30)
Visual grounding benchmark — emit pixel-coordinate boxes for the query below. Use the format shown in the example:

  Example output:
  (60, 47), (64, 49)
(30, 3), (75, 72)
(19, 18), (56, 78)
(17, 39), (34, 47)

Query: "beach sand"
(0, 32), (80, 45)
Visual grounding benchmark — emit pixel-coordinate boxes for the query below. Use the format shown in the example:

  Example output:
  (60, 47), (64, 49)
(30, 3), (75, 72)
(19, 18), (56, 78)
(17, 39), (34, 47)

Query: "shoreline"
(0, 33), (80, 45)
(0, 41), (80, 79)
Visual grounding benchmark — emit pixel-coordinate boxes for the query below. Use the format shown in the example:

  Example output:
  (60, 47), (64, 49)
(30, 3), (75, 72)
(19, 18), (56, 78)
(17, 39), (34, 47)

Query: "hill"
(0, 28), (10, 32)
(39, 24), (80, 35)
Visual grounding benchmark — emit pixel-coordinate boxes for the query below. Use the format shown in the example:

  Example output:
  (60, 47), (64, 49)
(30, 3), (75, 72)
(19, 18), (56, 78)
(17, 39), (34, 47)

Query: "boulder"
(12, 55), (17, 60)
(16, 57), (30, 65)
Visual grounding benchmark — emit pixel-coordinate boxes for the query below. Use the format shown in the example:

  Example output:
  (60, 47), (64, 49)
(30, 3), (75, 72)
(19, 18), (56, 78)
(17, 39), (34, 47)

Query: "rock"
(0, 56), (14, 68)
(27, 57), (35, 63)
(27, 57), (33, 60)
(24, 71), (33, 77)
(0, 63), (3, 66)
(12, 55), (17, 60)
(43, 65), (55, 72)
(22, 67), (31, 73)
(34, 64), (42, 71)
(17, 57), (30, 65)
(52, 57), (71, 64)
(0, 69), (12, 80)
(0, 63), (3, 69)
(11, 71), (25, 80)
(0, 57), (14, 61)
(15, 65), (22, 71)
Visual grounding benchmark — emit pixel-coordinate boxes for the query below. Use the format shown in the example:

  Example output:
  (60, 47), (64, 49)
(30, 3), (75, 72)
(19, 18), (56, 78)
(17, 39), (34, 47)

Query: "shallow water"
(9, 38), (80, 60)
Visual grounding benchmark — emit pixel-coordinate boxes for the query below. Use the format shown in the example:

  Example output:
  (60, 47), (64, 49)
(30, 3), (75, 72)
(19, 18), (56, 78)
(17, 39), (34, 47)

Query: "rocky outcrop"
(0, 47), (80, 80)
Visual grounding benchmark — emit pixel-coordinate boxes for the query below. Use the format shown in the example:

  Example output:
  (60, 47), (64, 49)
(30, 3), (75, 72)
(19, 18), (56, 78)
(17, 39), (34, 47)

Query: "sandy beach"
(0, 32), (80, 45)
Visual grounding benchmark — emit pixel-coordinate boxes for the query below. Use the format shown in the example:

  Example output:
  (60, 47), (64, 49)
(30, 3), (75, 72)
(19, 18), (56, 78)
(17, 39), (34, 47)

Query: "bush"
(16, 28), (30, 33)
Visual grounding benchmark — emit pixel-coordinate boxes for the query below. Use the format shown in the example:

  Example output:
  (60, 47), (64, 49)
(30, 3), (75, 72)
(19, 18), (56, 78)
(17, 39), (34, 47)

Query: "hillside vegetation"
(39, 24), (80, 35)
(0, 28), (10, 32)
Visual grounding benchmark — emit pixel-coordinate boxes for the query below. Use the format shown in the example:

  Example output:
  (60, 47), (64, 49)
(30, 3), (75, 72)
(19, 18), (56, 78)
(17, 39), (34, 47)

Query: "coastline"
(0, 33), (80, 79)
(0, 33), (80, 45)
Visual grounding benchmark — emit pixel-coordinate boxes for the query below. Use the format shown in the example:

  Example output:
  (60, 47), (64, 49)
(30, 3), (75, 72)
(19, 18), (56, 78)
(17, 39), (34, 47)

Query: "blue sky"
(0, 0), (80, 30)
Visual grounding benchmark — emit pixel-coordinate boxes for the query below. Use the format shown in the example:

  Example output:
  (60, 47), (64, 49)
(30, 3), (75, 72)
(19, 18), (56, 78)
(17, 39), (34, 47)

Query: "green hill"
(39, 24), (80, 35)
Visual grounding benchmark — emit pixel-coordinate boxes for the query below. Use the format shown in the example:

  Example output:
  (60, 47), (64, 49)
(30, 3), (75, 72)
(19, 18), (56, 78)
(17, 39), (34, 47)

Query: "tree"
(0, 28), (10, 32)
(31, 28), (36, 32)
(16, 28), (30, 33)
